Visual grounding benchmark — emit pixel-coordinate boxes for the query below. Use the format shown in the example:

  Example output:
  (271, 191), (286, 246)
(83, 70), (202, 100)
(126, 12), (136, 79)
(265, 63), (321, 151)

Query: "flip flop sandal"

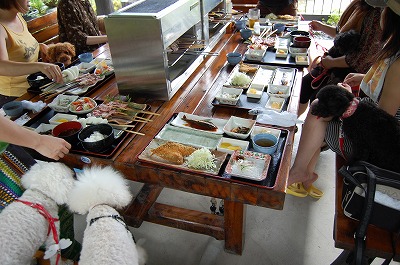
(305, 184), (324, 199)
(286, 182), (308, 198)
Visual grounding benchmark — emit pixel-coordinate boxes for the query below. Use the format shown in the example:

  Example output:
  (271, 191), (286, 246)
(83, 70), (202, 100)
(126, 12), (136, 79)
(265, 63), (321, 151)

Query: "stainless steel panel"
(105, 16), (169, 99)
(105, 0), (226, 100)
(201, 0), (223, 14)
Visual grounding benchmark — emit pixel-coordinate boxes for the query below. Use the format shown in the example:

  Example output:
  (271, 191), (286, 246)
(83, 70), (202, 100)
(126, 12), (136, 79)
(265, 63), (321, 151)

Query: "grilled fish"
(181, 115), (218, 131)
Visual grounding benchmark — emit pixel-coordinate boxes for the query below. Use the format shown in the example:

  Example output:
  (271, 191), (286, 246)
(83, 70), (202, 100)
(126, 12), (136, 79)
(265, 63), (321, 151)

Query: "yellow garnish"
(56, 118), (69, 123)
(220, 142), (232, 148)
(227, 145), (241, 151)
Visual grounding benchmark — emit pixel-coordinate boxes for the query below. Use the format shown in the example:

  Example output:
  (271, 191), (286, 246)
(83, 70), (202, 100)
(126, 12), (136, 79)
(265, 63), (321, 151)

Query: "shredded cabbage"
(185, 148), (216, 170)
(230, 72), (251, 86)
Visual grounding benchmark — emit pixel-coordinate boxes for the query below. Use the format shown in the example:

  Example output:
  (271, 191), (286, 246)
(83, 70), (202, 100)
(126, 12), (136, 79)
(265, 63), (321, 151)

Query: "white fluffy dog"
(68, 166), (146, 265)
(0, 162), (75, 265)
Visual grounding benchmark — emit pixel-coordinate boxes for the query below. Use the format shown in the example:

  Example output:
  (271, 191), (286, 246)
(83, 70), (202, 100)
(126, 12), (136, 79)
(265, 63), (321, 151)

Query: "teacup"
(226, 52), (242, 66)
(235, 20), (246, 30)
(240, 28), (252, 40)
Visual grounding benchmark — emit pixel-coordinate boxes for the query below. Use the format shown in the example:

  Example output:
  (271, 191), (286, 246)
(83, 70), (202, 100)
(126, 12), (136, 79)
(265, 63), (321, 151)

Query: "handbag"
(339, 161), (400, 264)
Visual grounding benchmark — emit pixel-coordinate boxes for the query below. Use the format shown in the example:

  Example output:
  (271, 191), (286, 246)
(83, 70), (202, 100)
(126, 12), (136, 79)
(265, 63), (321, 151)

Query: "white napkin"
(21, 100), (46, 113)
(249, 107), (297, 127)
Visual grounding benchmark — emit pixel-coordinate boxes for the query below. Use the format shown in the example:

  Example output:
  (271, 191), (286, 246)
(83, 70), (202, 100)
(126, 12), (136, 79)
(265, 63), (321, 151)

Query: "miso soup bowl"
(252, 133), (278, 154)
(52, 121), (83, 146)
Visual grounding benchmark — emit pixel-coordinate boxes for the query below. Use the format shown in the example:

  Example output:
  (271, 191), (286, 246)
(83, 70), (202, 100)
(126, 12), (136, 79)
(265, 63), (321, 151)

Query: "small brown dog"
(40, 42), (76, 66)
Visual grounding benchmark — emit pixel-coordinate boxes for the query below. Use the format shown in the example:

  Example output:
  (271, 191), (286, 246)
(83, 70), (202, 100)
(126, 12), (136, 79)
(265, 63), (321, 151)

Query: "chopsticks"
(110, 124), (145, 136)
(258, 27), (270, 39)
(264, 29), (278, 39)
(119, 129), (145, 136)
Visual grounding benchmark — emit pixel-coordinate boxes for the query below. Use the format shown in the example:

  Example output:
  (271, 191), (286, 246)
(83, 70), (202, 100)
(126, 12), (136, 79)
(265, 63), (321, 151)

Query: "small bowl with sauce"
(252, 133), (278, 154)
(3, 101), (24, 117)
(52, 121), (83, 146)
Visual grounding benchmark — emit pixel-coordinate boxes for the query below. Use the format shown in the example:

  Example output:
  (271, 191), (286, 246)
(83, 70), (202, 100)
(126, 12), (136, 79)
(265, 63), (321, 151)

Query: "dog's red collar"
(16, 199), (61, 265)
(341, 98), (359, 119)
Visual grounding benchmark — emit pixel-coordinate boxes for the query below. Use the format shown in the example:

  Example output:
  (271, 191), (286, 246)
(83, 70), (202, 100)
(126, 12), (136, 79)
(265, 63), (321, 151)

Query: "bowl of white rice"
(78, 124), (114, 152)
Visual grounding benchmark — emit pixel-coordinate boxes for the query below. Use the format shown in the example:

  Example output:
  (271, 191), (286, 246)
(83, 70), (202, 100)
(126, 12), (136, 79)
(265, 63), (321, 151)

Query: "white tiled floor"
(74, 117), (398, 265)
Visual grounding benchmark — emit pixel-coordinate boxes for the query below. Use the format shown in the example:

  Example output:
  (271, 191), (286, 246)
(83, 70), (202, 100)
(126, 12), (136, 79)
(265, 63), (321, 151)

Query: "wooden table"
(20, 30), (303, 255)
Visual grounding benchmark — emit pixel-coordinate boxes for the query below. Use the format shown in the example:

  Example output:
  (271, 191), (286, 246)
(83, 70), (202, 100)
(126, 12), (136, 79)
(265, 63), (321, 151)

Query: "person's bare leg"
(297, 102), (309, 117)
(288, 112), (329, 186)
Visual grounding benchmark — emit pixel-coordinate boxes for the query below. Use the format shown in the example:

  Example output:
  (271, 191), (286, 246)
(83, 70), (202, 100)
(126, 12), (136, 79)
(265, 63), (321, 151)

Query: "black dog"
(326, 30), (361, 79)
(311, 85), (400, 173)
(311, 30), (361, 89)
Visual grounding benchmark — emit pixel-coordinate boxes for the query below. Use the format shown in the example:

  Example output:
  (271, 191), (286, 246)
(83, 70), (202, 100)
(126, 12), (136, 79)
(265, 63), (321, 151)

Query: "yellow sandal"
(286, 182), (308, 198)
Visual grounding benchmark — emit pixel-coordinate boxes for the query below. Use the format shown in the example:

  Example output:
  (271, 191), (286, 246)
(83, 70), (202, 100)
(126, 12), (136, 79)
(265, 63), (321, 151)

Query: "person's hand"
(36, 62), (63, 83)
(320, 55), (334, 69)
(309, 20), (325, 32)
(343, 73), (365, 87)
(337, 82), (352, 93)
(36, 135), (71, 160)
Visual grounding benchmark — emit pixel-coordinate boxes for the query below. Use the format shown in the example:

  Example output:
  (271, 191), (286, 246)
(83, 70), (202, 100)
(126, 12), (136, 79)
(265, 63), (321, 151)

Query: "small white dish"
(289, 46), (308, 54)
(275, 48), (288, 58)
(225, 150), (271, 181)
(49, 113), (78, 125)
(265, 97), (285, 112)
(223, 116), (256, 140)
(77, 62), (96, 73)
(34, 123), (56, 135)
(267, 85), (290, 98)
(251, 126), (281, 140)
(217, 137), (249, 154)
(247, 87), (263, 99)
(215, 87), (243, 105)
(296, 55), (309, 65)
(245, 45), (267, 61)
(48, 94), (79, 113)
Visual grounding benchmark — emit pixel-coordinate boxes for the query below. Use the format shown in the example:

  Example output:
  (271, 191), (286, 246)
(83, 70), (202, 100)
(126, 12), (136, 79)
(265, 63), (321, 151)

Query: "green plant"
(322, 10), (341, 26)
(43, 0), (58, 8)
(30, 0), (47, 15)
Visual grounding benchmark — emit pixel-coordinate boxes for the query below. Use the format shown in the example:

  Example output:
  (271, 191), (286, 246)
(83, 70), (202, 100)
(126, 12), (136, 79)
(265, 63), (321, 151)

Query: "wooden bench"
(332, 155), (400, 264)
(27, 10), (59, 45)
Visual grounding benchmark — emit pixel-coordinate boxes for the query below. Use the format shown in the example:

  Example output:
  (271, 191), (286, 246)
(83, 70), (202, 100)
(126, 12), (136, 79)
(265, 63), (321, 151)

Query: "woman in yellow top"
(0, 0), (62, 106)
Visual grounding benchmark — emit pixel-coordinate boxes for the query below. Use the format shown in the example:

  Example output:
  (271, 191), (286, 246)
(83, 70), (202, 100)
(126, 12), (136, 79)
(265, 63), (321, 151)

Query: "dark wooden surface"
(334, 155), (400, 261)
(19, 30), (301, 255)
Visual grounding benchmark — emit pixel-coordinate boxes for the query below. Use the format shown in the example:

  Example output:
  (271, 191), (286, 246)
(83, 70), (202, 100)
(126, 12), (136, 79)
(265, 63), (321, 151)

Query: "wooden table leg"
(224, 199), (245, 255)
(123, 183), (163, 227)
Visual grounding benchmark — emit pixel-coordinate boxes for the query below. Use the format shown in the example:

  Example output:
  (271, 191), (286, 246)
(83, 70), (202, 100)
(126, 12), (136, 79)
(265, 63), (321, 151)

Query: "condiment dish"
(223, 116), (255, 139)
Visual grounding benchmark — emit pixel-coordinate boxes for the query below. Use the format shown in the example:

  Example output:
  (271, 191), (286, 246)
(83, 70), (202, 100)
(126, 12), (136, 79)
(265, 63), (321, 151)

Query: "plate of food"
(156, 124), (222, 149)
(223, 63), (258, 89)
(138, 139), (227, 175)
(225, 150), (271, 181)
(69, 97), (97, 114)
(170, 112), (228, 134)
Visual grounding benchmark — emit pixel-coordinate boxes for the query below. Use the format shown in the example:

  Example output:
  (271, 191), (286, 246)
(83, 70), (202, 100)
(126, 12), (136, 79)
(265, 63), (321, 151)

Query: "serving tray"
(212, 66), (296, 111)
(24, 101), (148, 159)
(138, 138), (227, 176)
(221, 128), (289, 189)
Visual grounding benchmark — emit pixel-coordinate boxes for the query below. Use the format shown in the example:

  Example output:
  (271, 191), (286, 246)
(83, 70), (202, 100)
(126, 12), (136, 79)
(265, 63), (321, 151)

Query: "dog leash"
(338, 98), (360, 161)
(16, 199), (62, 265)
